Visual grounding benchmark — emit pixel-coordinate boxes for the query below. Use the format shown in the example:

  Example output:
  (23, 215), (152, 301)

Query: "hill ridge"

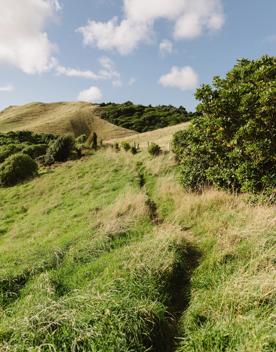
(0, 101), (136, 141)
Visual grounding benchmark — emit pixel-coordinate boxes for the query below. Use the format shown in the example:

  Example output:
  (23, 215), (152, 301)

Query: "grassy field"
(107, 122), (190, 150)
(0, 148), (275, 351)
(0, 102), (135, 141)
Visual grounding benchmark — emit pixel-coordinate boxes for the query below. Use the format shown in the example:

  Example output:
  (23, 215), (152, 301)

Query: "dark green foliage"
(0, 144), (22, 163)
(173, 56), (276, 194)
(45, 135), (75, 165)
(0, 153), (38, 186)
(135, 162), (146, 188)
(22, 144), (48, 159)
(99, 101), (196, 132)
(121, 141), (131, 152)
(130, 143), (140, 155)
(0, 131), (57, 164)
(130, 146), (138, 155)
(148, 143), (162, 157)
(91, 132), (98, 150)
(0, 131), (56, 146)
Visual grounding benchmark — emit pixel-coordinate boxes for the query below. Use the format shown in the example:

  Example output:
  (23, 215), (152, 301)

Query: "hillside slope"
(107, 121), (190, 150)
(0, 102), (136, 140)
(0, 149), (274, 351)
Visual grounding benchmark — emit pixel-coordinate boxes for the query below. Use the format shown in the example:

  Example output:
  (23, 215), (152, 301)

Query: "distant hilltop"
(0, 102), (136, 142)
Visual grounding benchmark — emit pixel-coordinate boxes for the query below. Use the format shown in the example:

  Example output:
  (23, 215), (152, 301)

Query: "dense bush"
(0, 144), (22, 163)
(45, 135), (75, 165)
(0, 131), (57, 165)
(99, 102), (198, 132)
(173, 55), (276, 194)
(0, 153), (38, 186)
(22, 144), (48, 159)
(130, 145), (138, 155)
(121, 142), (131, 152)
(148, 143), (162, 157)
(0, 131), (56, 146)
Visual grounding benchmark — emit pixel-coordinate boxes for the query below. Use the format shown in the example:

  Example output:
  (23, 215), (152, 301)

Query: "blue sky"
(0, 0), (275, 111)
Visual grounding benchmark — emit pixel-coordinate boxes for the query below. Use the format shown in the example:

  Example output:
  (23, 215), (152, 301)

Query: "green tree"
(173, 55), (276, 194)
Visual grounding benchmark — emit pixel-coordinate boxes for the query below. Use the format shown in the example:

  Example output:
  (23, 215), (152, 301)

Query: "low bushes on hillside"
(173, 55), (276, 195)
(148, 143), (162, 157)
(0, 144), (22, 163)
(44, 135), (75, 165)
(0, 131), (57, 164)
(121, 141), (131, 151)
(0, 131), (56, 146)
(0, 153), (38, 186)
(22, 144), (48, 159)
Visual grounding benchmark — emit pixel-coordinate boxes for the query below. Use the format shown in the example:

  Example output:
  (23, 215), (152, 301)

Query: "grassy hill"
(0, 102), (136, 141)
(107, 122), (190, 150)
(0, 148), (274, 351)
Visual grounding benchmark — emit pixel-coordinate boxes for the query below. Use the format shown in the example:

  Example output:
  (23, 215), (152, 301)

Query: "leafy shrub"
(22, 144), (48, 159)
(0, 153), (38, 186)
(0, 131), (56, 145)
(121, 142), (131, 151)
(173, 55), (276, 194)
(45, 135), (75, 165)
(0, 131), (57, 165)
(130, 146), (138, 155)
(148, 143), (161, 157)
(0, 144), (22, 163)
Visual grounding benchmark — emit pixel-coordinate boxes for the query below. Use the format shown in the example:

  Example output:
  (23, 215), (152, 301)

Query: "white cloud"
(78, 0), (224, 54)
(159, 66), (199, 90)
(0, 0), (60, 74)
(0, 84), (14, 92)
(78, 86), (103, 103)
(77, 17), (151, 55)
(55, 57), (122, 87)
(56, 65), (100, 80)
(159, 39), (173, 56)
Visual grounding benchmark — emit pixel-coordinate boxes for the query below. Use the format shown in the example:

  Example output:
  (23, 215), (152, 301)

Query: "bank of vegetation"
(99, 101), (197, 132)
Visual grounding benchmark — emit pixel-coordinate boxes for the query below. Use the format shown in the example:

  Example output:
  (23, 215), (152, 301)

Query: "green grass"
(0, 151), (190, 351)
(0, 149), (275, 351)
(150, 174), (276, 352)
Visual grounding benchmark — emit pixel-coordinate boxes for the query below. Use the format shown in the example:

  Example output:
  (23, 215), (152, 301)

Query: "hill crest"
(0, 102), (136, 141)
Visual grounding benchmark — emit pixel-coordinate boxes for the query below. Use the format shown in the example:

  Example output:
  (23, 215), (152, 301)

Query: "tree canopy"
(173, 55), (276, 194)
(99, 102), (197, 132)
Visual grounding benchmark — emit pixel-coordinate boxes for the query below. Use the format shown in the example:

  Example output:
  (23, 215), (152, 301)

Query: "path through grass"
(0, 150), (275, 351)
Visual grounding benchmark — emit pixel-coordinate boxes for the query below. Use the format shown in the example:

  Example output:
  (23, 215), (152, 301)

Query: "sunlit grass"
(0, 149), (275, 351)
